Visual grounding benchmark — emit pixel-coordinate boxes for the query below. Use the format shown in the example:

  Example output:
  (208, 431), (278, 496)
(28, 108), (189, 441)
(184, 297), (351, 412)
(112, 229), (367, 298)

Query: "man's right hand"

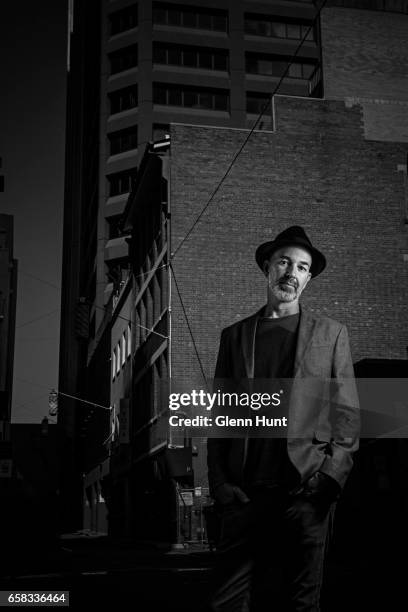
(214, 483), (250, 505)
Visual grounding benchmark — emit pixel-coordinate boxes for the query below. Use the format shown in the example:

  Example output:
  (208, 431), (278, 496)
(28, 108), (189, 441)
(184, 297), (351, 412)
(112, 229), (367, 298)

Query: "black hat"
(255, 226), (326, 277)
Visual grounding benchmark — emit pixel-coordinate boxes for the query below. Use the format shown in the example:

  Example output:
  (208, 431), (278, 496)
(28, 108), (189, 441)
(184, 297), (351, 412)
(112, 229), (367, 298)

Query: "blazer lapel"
(293, 307), (317, 377)
(241, 307), (264, 378)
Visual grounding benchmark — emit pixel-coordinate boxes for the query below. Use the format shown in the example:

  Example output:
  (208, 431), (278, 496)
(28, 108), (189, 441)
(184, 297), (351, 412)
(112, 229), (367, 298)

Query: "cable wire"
(170, 262), (208, 388)
(15, 377), (111, 411)
(16, 309), (60, 329)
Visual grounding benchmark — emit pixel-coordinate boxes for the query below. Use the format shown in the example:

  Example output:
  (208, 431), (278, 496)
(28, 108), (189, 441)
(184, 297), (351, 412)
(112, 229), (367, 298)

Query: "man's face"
(264, 246), (312, 304)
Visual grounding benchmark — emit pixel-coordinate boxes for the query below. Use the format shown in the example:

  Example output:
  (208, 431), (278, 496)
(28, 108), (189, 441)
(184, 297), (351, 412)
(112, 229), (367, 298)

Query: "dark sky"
(0, 2), (67, 422)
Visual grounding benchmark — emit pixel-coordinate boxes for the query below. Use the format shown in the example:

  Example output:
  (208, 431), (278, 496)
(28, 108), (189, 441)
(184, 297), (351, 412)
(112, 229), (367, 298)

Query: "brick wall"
(169, 97), (408, 484)
(170, 97), (408, 371)
(321, 7), (408, 141)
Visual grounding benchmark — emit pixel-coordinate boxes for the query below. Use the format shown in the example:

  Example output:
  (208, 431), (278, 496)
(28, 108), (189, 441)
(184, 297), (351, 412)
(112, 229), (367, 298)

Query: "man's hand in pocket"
(214, 483), (250, 505)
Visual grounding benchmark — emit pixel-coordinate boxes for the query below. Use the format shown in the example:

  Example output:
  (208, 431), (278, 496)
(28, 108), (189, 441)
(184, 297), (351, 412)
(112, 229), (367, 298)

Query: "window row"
(109, 126), (138, 155)
(108, 4), (315, 40)
(244, 15), (314, 41)
(108, 169), (137, 197)
(153, 2), (227, 32)
(153, 83), (229, 112)
(153, 42), (228, 71)
(109, 45), (138, 75)
(109, 5), (138, 36)
(246, 54), (316, 79)
(109, 86), (138, 114)
(134, 264), (168, 349)
(112, 325), (132, 380)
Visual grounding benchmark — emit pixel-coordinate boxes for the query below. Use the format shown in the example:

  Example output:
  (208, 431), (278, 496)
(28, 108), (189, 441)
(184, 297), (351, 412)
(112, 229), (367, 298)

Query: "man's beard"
(271, 282), (299, 302)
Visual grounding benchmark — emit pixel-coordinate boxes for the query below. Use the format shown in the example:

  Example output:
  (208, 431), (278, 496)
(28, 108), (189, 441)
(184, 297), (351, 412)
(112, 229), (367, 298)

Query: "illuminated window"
(116, 344), (121, 374)
(127, 324), (131, 357)
(112, 351), (116, 380)
(122, 333), (126, 366)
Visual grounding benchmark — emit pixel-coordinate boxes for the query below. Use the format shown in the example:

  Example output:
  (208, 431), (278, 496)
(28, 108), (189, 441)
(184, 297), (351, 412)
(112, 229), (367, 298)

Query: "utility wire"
(17, 308), (60, 329)
(18, 269), (169, 341)
(170, 0), (327, 260)
(15, 377), (111, 411)
(170, 262), (208, 388)
(19, 262), (170, 340)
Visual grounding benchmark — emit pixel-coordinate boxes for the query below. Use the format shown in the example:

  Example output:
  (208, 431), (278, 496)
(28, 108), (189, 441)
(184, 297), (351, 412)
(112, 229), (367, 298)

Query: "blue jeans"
(208, 487), (335, 612)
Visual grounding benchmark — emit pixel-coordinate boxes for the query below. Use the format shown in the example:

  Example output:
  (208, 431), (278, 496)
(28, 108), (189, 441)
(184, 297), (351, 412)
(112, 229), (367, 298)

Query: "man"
(207, 226), (360, 612)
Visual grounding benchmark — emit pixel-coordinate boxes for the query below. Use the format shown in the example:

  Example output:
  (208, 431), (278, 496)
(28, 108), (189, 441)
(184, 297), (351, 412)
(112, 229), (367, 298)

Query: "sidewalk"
(1, 531), (214, 582)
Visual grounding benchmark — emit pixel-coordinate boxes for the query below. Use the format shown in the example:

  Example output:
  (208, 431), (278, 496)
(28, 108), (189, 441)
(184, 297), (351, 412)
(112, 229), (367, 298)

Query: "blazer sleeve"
(207, 328), (232, 495)
(319, 324), (361, 488)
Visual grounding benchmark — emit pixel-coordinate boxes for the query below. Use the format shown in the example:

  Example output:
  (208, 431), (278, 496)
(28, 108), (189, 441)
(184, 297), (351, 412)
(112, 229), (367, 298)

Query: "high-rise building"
(59, 0), (408, 537)
(0, 214), (18, 472)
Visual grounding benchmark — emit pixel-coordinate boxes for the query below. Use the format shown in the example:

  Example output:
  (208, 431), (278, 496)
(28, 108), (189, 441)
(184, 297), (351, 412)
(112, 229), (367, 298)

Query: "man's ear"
(263, 261), (269, 277)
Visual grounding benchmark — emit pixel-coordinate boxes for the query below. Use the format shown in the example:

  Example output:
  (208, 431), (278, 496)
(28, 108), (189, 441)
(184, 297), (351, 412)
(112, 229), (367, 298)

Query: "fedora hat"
(255, 226), (326, 277)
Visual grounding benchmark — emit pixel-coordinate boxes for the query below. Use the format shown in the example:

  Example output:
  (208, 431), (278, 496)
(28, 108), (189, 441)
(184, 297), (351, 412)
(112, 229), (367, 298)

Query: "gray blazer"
(207, 306), (360, 494)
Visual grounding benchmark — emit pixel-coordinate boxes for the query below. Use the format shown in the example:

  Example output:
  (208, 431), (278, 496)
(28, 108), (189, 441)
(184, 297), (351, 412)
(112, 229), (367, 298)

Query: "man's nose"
(286, 263), (297, 276)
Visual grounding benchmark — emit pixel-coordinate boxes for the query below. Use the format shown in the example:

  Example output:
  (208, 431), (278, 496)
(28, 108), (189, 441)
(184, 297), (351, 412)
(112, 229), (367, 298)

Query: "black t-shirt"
(244, 313), (300, 489)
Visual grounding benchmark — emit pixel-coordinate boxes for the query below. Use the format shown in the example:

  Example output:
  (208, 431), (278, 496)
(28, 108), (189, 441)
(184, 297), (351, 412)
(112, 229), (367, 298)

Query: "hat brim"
(255, 238), (326, 278)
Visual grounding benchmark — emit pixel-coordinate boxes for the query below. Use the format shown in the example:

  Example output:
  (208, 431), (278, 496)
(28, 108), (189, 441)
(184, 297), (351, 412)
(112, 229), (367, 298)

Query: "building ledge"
(153, 64), (229, 80)
(104, 236), (130, 261)
(105, 194), (129, 218)
(108, 67), (138, 83)
(108, 108), (138, 122)
(107, 149), (138, 165)
(153, 104), (230, 119)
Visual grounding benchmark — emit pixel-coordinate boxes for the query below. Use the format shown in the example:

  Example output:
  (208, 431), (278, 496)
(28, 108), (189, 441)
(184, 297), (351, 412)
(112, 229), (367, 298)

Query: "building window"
(122, 333), (126, 366)
(109, 5), (138, 36)
(109, 45), (138, 75)
(109, 86), (138, 114)
(246, 92), (270, 114)
(153, 43), (228, 72)
(116, 344), (121, 374)
(127, 324), (131, 357)
(107, 169), (137, 197)
(109, 126), (138, 155)
(245, 53), (316, 79)
(153, 83), (229, 111)
(153, 2), (227, 32)
(244, 14), (314, 41)
(112, 350), (116, 380)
